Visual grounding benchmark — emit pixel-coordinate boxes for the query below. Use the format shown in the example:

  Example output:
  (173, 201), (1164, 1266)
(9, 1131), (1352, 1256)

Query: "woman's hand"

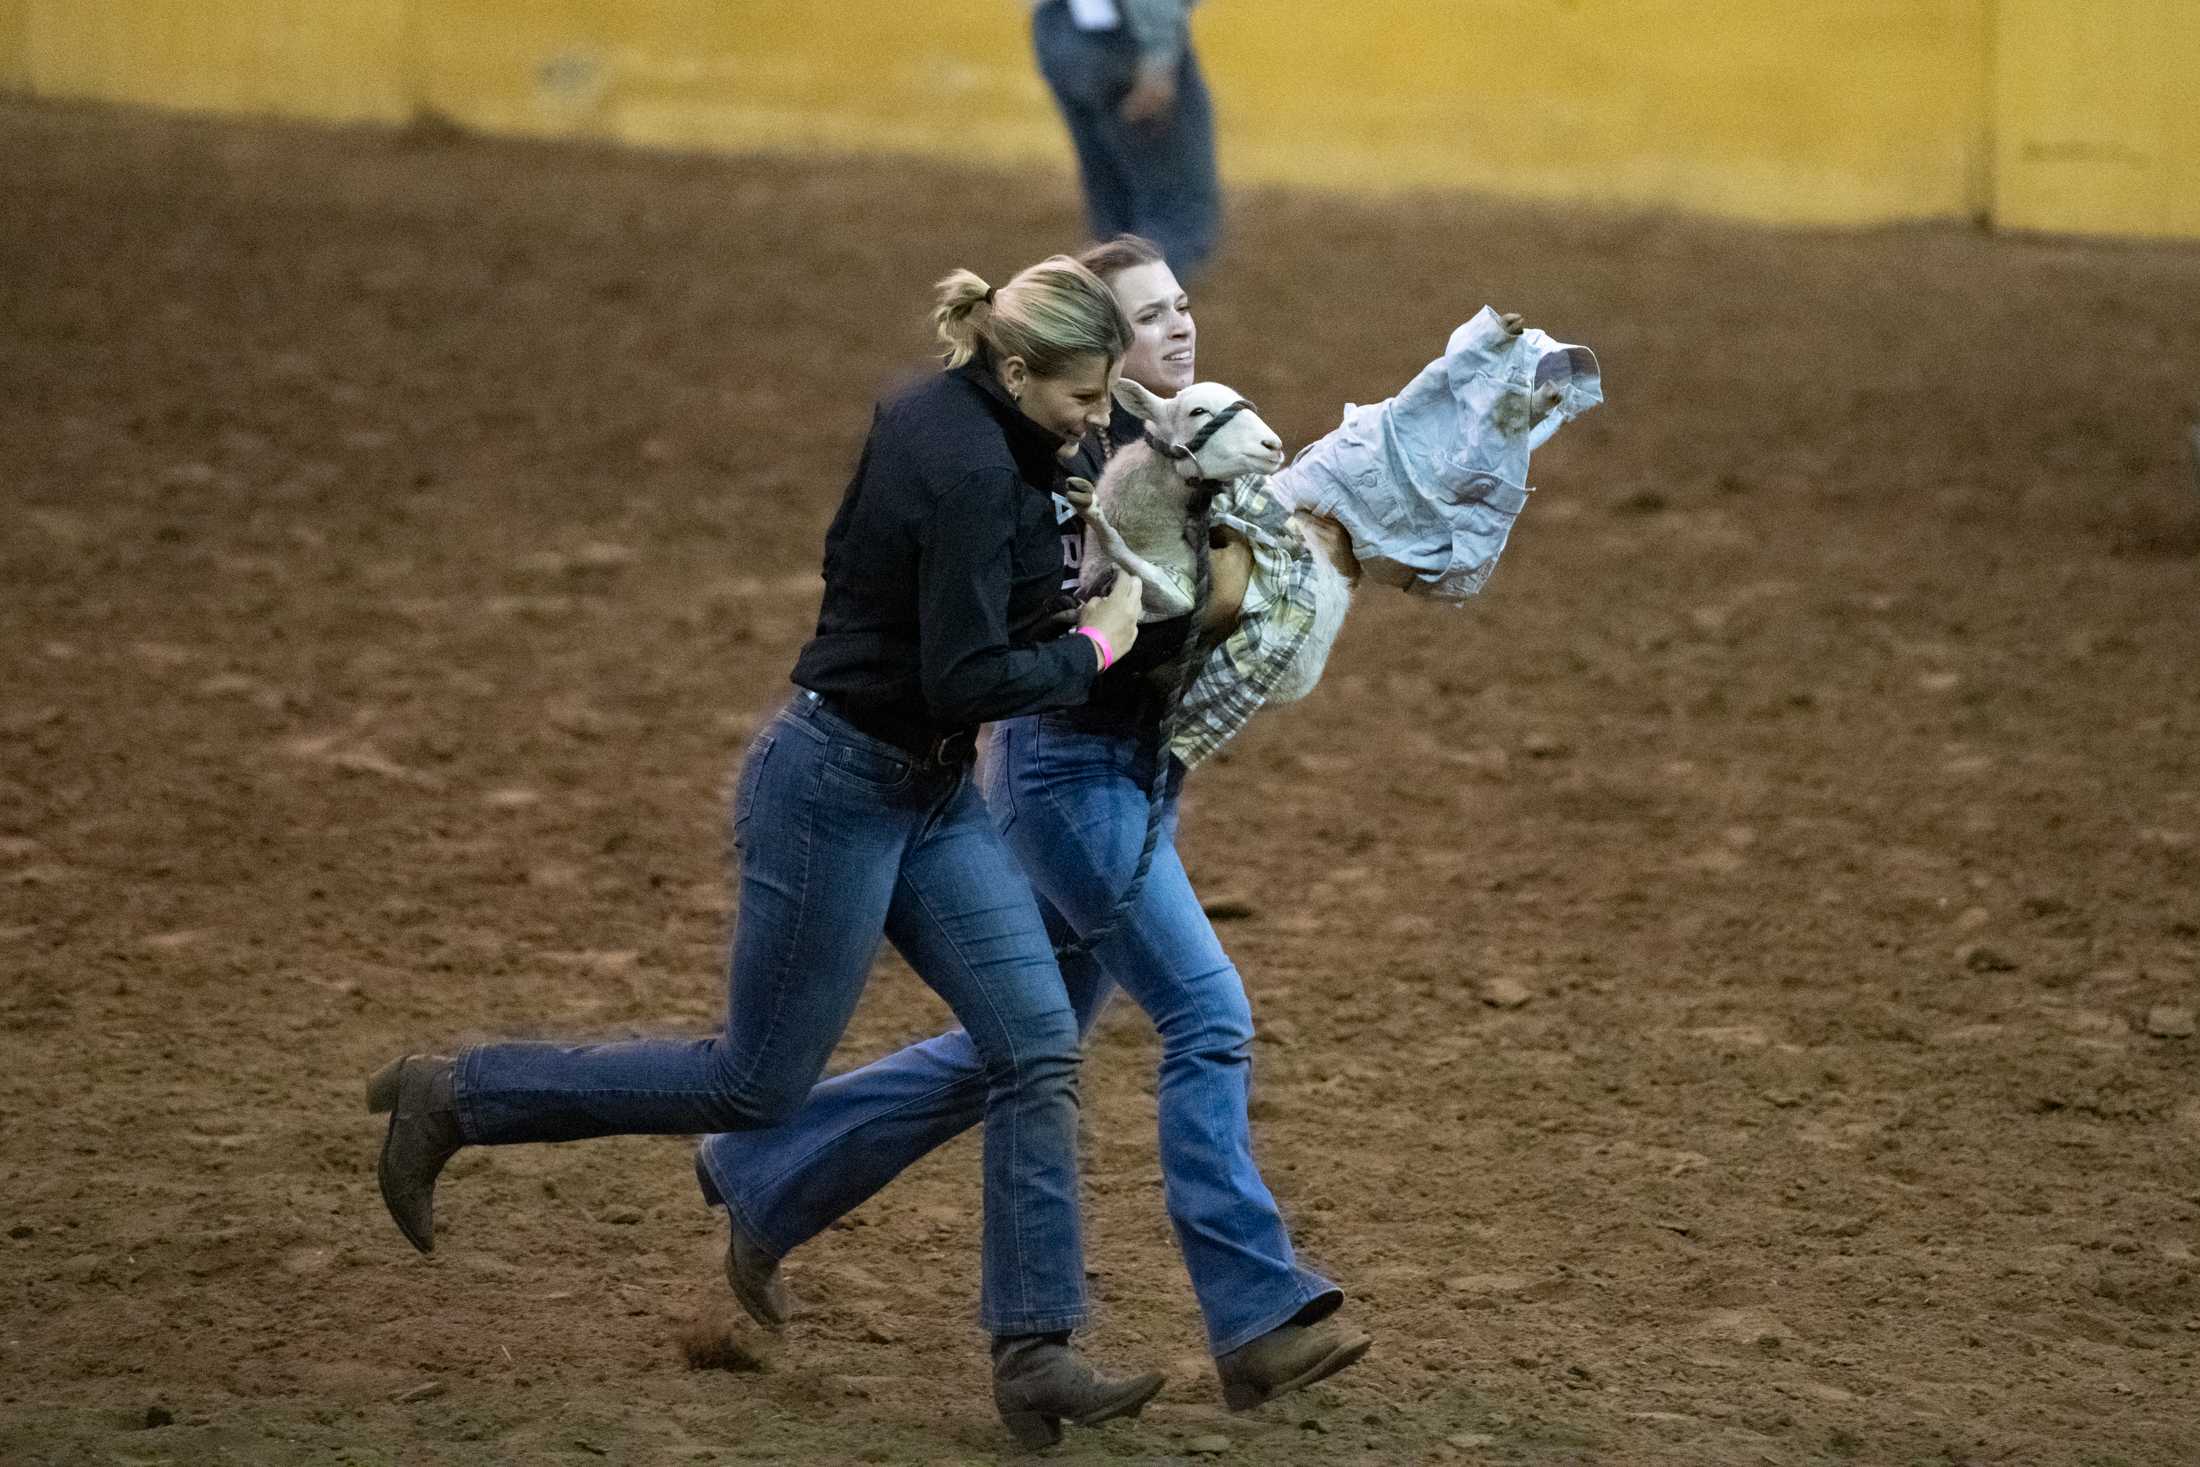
(1077, 570), (1144, 667)
(1194, 516), (1358, 639)
(1292, 512), (1361, 585)
(1197, 528), (1253, 637)
(1120, 57), (1178, 125)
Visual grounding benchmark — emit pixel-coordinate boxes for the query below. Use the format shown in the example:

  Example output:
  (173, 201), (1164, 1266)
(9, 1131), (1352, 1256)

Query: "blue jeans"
(1032, 1), (1220, 279)
(698, 710), (1337, 1355)
(456, 691), (1088, 1337)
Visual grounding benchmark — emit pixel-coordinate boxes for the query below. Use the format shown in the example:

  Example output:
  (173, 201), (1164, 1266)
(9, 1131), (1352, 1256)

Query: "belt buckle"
(926, 728), (974, 768)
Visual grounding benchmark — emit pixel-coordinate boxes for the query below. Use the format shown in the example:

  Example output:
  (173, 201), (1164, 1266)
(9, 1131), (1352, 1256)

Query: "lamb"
(1070, 378), (1286, 620)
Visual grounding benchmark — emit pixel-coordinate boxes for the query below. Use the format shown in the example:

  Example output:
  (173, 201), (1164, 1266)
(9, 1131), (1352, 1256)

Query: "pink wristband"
(1075, 626), (1116, 670)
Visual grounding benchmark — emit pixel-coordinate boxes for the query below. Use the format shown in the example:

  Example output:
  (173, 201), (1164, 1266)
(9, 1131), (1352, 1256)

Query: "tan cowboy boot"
(365, 1054), (462, 1253)
(1214, 1319), (1372, 1411)
(990, 1334), (1165, 1449)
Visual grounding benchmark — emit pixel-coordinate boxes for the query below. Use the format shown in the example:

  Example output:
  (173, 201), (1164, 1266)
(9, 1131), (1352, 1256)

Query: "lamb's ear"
(1111, 377), (1168, 425)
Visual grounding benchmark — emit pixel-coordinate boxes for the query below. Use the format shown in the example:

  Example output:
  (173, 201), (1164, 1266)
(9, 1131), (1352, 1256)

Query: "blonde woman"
(367, 256), (1161, 1448)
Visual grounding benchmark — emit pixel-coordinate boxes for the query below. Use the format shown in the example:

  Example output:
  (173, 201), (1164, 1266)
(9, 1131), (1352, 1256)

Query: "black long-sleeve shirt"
(790, 364), (1099, 730)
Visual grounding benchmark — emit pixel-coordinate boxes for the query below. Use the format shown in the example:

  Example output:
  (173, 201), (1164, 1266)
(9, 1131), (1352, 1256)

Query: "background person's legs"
(1031, 2), (1220, 269)
(1111, 48), (1220, 279)
(1033, 10), (1138, 240)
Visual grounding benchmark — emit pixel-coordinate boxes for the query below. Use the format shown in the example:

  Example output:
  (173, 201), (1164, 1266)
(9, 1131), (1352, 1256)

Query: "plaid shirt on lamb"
(1170, 475), (1322, 770)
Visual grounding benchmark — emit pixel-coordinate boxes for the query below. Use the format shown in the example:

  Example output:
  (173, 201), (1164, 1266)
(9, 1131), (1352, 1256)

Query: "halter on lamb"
(1071, 378), (1286, 620)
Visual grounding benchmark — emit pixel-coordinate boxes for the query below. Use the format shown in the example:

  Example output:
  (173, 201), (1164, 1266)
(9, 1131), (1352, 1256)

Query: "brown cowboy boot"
(365, 1054), (462, 1254)
(990, 1334), (1165, 1449)
(1214, 1319), (1373, 1411)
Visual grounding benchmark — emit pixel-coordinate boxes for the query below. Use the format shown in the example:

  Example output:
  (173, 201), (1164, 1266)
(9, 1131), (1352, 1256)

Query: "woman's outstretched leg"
(373, 709), (899, 1251)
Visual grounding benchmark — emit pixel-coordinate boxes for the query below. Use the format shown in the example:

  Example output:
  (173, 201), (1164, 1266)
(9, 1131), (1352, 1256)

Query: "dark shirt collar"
(1106, 399), (1144, 450)
(949, 361), (1070, 489)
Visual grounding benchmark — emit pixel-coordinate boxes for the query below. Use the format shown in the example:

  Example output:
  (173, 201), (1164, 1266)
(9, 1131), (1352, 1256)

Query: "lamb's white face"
(1134, 380), (1286, 480)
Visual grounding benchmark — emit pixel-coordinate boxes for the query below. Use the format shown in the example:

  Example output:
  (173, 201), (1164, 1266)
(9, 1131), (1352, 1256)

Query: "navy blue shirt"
(791, 363), (1100, 730)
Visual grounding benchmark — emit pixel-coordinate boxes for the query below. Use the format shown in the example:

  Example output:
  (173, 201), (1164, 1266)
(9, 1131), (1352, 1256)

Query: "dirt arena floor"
(4, 97), (2199, 1467)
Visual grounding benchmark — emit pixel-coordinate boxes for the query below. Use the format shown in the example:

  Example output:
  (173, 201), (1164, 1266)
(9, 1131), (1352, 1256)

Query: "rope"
(1052, 484), (1223, 965)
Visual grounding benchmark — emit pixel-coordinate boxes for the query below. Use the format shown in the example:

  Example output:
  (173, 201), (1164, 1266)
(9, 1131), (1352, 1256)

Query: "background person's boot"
(990, 1333), (1164, 1449)
(365, 1054), (461, 1253)
(1215, 1318), (1372, 1410)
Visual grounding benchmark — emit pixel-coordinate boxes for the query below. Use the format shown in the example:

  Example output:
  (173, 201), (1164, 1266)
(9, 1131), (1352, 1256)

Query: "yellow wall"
(406, 1), (1059, 162)
(4, 0), (2193, 240)
(1994, 0), (2200, 239)
(23, 1), (411, 122)
(1215, 1), (1994, 225)
(0, 0), (27, 92)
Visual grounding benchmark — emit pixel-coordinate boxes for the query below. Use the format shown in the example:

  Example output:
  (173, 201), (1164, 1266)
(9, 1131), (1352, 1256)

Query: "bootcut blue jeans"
(455, 690), (1089, 1337)
(698, 709), (1338, 1355)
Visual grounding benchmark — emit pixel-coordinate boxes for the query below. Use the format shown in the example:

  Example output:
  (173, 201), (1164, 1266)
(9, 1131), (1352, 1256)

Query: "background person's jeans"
(1032, 0), (1220, 279)
(457, 691), (1089, 1337)
(698, 710), (1337, 1355)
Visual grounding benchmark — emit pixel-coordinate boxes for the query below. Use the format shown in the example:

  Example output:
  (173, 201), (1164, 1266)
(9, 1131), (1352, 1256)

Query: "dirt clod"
(1956, 942), (2019, 973)
(676, 1320), (771, 1374)
(1479, 976), (1534, 1009)
(2145, 1005), (2196, 1039)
